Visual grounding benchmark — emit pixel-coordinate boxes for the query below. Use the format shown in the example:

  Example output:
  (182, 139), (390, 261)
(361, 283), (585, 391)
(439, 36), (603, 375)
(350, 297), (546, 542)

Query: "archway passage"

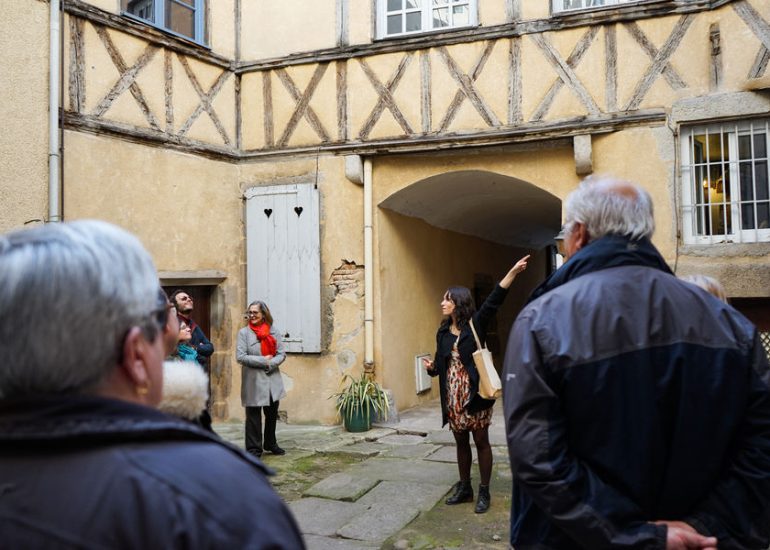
(375, 170), (561, 413)
(379, 170), (561, 249)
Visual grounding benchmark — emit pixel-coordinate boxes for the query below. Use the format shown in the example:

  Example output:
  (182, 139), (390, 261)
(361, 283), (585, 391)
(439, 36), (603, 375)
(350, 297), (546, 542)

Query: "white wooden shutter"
(245, 183), (321, 352)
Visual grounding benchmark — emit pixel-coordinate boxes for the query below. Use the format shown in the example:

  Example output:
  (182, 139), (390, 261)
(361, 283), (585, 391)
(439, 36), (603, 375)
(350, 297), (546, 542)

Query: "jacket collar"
(528, 235), (673, 304)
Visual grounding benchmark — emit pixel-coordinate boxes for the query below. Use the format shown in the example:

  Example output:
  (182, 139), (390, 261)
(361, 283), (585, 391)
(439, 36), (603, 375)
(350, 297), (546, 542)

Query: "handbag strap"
(469, 318), (483, 350)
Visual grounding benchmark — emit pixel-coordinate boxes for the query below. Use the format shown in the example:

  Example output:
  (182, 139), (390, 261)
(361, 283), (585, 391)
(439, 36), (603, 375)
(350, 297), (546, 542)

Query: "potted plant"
(331, 372), (389, 432)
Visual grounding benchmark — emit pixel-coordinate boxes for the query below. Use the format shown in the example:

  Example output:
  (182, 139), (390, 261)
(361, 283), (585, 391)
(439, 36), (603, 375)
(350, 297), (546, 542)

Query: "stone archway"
(374, 170), (561, 412)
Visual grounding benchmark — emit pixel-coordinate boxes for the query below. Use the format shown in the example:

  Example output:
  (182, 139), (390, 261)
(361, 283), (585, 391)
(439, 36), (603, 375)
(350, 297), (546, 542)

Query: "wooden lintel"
(63, 112), (239, 162)
(64, 109), (666, 162)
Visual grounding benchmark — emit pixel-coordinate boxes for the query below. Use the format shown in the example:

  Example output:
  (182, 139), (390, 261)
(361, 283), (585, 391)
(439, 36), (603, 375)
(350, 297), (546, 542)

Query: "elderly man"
(0, 220), (304, 549)
(503, 177), (770, 549)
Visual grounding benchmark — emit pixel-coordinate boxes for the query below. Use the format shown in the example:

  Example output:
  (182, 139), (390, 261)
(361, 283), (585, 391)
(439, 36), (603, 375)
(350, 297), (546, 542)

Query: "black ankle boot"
(474, 484), (491, 513)
(445, 480), (474, 505)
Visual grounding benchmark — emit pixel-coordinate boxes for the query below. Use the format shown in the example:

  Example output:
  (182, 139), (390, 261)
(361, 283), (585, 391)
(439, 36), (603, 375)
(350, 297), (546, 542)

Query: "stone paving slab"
(424, 430), (456, 445)
(424, 445), (474, 464)
(339, 441), (391, 456)
(304, 472), (380, 501)
(288, 498), (367, 537)
(357, 480), (450, 513)
(303, 534), (379, 550)
(381, 443), (440, 459)
(336, 480), (451, 543)
(345, 457), (458, 485)
(376, 434), (427, 445)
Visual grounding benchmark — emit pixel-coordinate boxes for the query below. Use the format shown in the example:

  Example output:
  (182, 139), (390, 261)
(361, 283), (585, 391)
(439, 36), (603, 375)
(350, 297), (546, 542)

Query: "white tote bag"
(469, 319), (502, 400)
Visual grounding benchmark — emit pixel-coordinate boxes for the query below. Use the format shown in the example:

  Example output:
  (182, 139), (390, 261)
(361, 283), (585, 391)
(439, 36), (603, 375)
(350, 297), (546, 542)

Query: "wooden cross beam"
(624, 15), (693, 111)
(92, 26), (161, 131)
(437, 42), (499, 132)
(357, 53), (414, 140)
(176, 55), (232, 146)
(275, 64), (331, 147)
(733, 1), (770, 79)
(530, 27), (600, 122)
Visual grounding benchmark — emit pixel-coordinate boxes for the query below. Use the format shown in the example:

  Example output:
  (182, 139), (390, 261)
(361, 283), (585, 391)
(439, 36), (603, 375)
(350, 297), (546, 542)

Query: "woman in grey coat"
(237, 301), (287, 458)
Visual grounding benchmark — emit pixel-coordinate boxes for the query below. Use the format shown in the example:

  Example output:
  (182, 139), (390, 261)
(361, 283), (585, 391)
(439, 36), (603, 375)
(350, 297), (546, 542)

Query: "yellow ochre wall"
(1, 0), (49, 232)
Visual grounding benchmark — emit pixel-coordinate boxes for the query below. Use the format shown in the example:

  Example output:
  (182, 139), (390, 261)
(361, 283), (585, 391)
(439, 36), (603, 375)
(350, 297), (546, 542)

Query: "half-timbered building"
(4, 0), (770, 422)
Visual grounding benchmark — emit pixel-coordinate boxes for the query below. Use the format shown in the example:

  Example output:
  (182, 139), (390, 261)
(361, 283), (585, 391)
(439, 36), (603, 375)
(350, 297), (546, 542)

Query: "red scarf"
(249, 322), (277, 357)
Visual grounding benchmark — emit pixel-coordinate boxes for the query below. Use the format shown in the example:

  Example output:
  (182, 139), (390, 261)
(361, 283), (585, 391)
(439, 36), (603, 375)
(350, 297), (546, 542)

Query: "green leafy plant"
(331, 372), (389, 429)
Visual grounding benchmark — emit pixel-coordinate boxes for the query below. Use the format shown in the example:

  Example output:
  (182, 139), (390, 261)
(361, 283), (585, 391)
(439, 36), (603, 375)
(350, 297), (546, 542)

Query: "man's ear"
(572, 222), (590, 251)
(120, 326), (151, 392)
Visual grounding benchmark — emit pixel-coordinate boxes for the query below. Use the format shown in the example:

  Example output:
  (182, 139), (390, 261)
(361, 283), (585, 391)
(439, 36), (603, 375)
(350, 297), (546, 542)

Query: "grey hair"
(564, 175), (655, 241)
(0, 220), (160, 398)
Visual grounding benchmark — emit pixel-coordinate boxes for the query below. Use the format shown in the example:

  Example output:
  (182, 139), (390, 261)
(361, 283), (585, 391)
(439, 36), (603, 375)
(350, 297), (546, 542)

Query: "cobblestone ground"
(214, 402), (513, 549)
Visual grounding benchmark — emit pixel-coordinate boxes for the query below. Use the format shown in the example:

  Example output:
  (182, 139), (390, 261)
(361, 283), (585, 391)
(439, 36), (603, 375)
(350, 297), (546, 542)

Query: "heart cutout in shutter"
(294, 207), (303, 217)
(264, 208), (273, 218)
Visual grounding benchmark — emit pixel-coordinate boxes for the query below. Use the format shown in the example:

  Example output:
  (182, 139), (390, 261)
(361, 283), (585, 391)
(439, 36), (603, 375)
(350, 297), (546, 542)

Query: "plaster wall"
(238, 155), (365, 424)
(240, 0), (337, 61)
(1, 0), (49, 232)
(61, 130), (242, 419)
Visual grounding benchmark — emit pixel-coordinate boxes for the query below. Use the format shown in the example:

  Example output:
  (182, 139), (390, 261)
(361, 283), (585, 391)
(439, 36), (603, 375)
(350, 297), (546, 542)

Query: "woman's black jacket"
(428, 283), (509, 427)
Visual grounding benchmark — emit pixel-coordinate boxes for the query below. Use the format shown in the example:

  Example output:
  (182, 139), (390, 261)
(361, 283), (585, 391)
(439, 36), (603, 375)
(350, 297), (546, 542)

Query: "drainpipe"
(363, 158), (374, 372)
(48, 0), (62, 223)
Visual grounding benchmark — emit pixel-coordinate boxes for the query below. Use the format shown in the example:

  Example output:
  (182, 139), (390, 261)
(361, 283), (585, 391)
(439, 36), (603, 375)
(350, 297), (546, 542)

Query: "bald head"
(564, 175), (655, 245)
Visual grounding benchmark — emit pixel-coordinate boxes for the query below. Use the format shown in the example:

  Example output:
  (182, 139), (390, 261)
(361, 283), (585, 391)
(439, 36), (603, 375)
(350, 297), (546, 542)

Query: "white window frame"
(552, 0), (645, 14)
(376, 0), (477, 39)
(122, 0), (207, 45)
(680, 118), (770, 245)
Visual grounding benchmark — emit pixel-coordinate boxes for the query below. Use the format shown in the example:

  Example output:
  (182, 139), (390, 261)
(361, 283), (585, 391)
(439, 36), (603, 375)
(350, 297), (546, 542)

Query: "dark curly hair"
(439, 286), (476, 330)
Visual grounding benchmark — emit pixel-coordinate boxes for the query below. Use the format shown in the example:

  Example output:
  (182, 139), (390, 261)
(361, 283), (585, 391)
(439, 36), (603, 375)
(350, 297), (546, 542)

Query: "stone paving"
(214, 400), (510, 549)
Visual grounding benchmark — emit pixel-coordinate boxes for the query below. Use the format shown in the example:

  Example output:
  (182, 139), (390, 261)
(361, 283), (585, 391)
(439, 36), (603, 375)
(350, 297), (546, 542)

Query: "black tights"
(452, 425), (492, 485)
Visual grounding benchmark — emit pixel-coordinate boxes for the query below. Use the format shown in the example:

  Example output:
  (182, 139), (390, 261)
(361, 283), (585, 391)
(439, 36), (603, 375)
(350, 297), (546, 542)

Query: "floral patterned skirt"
(446, 344), (492, 432)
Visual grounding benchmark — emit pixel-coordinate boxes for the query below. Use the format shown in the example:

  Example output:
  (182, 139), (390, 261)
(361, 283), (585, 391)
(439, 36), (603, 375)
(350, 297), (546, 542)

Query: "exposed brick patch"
(330, 260), (364, 293)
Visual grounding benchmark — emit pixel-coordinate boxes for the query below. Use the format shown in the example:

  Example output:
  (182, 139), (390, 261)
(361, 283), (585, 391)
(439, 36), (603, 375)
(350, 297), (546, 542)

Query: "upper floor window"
(552, 0), (641, 13)
(377, 0), (476, 39)
(681, 119), (770, 244)
(122, 0), (206, 44)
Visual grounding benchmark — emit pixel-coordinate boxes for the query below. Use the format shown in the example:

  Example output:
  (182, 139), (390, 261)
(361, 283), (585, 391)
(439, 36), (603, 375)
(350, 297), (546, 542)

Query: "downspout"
(344, 155), (375, 372)
(48, 0), (62, 223)
(363, 159), (374, 371)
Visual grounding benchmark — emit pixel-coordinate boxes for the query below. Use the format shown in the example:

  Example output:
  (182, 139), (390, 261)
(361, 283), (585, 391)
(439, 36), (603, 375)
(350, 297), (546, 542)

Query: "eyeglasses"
(151, 289), (171, 329)
(247, 311), (260, 317)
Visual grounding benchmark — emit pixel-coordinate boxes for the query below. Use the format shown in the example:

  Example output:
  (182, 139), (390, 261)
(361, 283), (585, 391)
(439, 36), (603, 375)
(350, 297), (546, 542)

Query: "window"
(245, 184), (321, 353)
(377, 0), (476, 38)
(681, 119), (770, 244)
(122, 0), (206, 44)
(552, 0), (641, 13)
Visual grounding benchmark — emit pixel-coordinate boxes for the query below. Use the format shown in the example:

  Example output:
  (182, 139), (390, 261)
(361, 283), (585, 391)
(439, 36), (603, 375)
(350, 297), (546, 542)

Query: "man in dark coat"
(503, 176), (770, 549)
(171, 289), (214, 366)
(171, 289), (215, 428)
(0, 220), (305, 549)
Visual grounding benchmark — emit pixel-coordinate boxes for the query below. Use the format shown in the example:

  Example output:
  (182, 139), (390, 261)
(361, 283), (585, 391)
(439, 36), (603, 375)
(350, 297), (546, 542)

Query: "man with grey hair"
(0, 220), (304, 549)
(503, 176), (770, 549)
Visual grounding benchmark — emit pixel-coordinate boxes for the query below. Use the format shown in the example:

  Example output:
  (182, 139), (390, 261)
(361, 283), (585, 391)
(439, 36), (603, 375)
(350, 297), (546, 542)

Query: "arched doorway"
(374, 170), (561, 412)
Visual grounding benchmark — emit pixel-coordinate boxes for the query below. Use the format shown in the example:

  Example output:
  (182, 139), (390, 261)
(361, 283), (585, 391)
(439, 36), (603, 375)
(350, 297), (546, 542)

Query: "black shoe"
(266, 445), (286, 456)
(248, 450), (263, 459)
(445, 480), (474, 505)
(474, 484), (490, 514)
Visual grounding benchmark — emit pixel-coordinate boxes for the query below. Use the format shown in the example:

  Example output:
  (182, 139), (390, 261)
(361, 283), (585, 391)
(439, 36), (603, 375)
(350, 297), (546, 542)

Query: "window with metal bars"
(122, 0), (206, 45)
(377, 0), (476, 38)
(552, 0), (646, 13)
(680, 119), (770, 244)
